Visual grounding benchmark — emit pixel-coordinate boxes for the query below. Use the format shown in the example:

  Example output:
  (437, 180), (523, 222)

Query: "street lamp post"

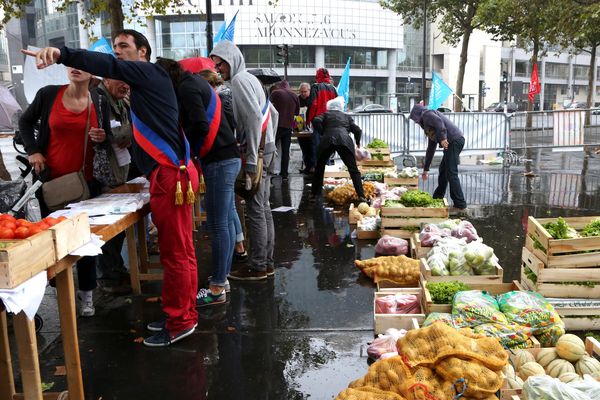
(421, 0), (427, 103)
(206, 0), (213, 53)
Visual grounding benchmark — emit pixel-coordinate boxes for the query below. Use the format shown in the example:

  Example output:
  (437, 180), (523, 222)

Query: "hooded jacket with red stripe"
(57, 46), (184, 176)
(307, 69), (337, 126)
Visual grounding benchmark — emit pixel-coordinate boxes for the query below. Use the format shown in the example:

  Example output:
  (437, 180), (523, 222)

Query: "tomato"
(14, 227), (30, 239)
(27, 225), (43, 237)
(0, 228), (15, 239)
(36, 222), (50, 230)
(0, 214), (16, 223)
(43, 217), (59, 227)
(57, 216), (68, 222)
(15, 219), (32, 227)
(0, 221), (17, 230)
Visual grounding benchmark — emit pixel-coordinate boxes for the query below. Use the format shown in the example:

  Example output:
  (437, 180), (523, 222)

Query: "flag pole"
(451, 92), (471, 112)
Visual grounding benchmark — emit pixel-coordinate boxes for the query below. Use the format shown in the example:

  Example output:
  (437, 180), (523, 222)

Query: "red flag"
(528, 63), (541, 103)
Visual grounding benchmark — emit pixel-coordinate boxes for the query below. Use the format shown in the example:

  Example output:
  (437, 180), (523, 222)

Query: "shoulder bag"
(42, 95), (91, 211)
(234, 129), (265, 200)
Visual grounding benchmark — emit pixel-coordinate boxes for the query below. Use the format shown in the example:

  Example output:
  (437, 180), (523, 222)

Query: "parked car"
(485, 102), (519, 113)
(437, 107), (453, 113)
(352, 104), (393, 113)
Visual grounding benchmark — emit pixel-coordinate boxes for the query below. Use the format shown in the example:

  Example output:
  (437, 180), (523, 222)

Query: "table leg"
(137, 219), (149, 274)
(127, 225), (142, 295)
(13, 312), (42, 400)
(55, 267), (84, 400)
(0, 308), (15, 398)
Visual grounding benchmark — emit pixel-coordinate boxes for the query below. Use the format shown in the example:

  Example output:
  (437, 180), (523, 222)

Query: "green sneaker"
(196, 288), (226, 308)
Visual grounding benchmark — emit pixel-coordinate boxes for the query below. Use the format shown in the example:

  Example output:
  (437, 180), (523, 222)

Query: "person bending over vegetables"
(409, 103), (467, 210)
(310, 96), (367, 203)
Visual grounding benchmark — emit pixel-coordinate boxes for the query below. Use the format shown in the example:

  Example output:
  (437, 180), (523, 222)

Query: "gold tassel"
(175, 180), (184, 205)
(186, 181), (195, 204)
(198, 174), (206, 194)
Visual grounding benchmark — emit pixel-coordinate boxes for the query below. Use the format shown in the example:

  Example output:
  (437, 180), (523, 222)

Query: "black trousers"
(312, 144), (364, 199)
(276, 127), (292, 177)
(433, 137), (467, 209)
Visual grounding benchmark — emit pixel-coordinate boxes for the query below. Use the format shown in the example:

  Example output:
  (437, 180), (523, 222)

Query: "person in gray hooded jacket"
(409, 103), (467, 210)
(210, 40), (279, 280)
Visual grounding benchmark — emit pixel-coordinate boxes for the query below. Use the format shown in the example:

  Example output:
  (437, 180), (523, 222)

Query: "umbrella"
(0, 86), (21, 130)
(178, 57), (215, 73)
(247, 68), (282, 84)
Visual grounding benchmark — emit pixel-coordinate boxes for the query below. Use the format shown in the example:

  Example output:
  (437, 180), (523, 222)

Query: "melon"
(575, 355), (600, 376)
(536, 348), (559, 368)
(357, 202), (370, 215)
(502, 364), (516, 380)
(505, 376), (524, 389)
(546, 358), (575, 378)
(558, 372), (582, 383)
(519, 362), (546, 381)
(514, 350), (536, 370)
(556, 334), (586, 362)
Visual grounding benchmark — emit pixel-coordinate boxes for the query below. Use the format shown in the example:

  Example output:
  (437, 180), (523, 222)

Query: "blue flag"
(89, 37), (115, 56)
(428, 71), (453, 110)
(222, 11), (239, 42)
(337, 57), (351, 108)
(213, 21), (227, 43)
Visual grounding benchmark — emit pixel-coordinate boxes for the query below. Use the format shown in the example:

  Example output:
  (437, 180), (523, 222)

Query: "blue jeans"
(203, 158), (241, 286)
(433, 136), (467, 209)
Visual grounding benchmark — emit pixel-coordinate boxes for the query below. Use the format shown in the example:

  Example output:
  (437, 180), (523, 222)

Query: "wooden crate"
(380, 200), (449, 239)
(526, 216), (600, 268)
(373, 287), (426, 334)
(0, 231), (57, 289)
(380, 199), (449, 219)
(359, 159), (395, 168)
(384, 176), (419, 187)
(348, 203), (361, 225)
(550, 298), (600, 330)
(521, 246), (600, 298)
(49, 213), (91, 260)
(411, 233), (431, 259)
(323, 170), (350, 178)
(420, 257), (504, 284)
(499, 337), (600, 400)
(356, 221), (380, 240)
(422, 277), (523, 314)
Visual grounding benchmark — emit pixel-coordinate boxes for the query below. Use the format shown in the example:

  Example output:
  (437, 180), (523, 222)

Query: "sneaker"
(147, 319), (197, 332)
(207, 277), (231, 292)
(228, 266), (268, 281)
(196, 288), (226, 307)
(233, 251), (248, 262)
(266, 265), (275, 277)
(77, 291), (95, 317)
(143, 326), (195, 347)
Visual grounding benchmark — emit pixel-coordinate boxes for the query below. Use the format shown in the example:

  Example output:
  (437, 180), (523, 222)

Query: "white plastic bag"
(523, 375), (591, 400)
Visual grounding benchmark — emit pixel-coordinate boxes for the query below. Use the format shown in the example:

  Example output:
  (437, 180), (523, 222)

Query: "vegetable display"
(398, 167), (418, 178)
(581, 218), (600, 237)
(366, 139), (389, 148)
(426, 281), (471, 304)
(398, 190), (436, 207)
(327, 182), (376, 205)
(426, 237), (498, 276)
(355, 255), (420, 286)
(543, 217), (578, 239)
(419, 219), (480, 247)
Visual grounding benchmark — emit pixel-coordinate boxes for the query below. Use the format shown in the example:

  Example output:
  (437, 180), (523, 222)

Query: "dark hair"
(154, 57), (184, 86)
(113, 29), (152, 61)
(198, 69), (223, 88)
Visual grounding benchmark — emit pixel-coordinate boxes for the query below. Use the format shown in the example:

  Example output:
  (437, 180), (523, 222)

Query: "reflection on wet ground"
(21, 148), (600, 399)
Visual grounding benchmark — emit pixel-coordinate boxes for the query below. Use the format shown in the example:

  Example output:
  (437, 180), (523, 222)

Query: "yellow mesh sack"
(354, 256), (420, 286)
(336, 387), (407, 400)
(434, 357), (504, 399)
(404, 365), (455, 400)
(348, 356), (412, 393)
(396, 323), (508, 370)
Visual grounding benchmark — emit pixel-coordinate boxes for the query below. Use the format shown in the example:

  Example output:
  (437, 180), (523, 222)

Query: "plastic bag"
(0, 180), (26, 213)
(367, 328), (407, 360)
(355, 147), (371, 161)
(523, 375), (591, 400)
(422, 312), (468, 328)
(497, 291), (564, 331)
(472, 323), (534, 349)
(427, 254), (449, 276)
(452, 290), (509, 326)
(375, 235), (408, 256)
(463, 241), (497, 273)
(375, 295), (397, 314)
(567, 375), (600, 398)
(451, 220), (480, 243)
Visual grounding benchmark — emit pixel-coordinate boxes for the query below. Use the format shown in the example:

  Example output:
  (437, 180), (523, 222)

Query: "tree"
(380, 0), (489, 111)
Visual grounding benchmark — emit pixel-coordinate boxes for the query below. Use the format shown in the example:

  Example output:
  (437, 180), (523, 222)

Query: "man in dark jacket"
(308, 68), (337, 169)
(310, 97), (366, 202)
(409, 103), (467, 210)
(297, 82), (314, 173)
(270, 80), (299, 180)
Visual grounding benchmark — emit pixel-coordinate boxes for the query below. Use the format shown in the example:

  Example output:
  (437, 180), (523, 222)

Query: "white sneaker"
(206, 277), (231, 293)
(77, 291), (95, 317)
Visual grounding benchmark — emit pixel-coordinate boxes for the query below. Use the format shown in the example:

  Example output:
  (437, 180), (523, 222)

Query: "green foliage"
(581, 219), (600, 237)
(366, 139), (389, 148)
(543, 217), (575, 239)
(1, 0), (30, 28)
(523, 266), (538, 284)
(399, 190), (435, 207)
(426, 281), (471, 304)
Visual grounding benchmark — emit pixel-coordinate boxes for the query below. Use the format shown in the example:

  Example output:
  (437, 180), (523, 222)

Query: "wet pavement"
(6, 145), (600, 399)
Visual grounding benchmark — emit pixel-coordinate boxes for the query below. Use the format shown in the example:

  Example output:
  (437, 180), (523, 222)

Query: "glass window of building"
(0, 31), (8, 66)
(546, 62), (568, 79)
(155, 16), (218, 59)
(574, 65), (589, 80)
(515, 61), (528, 77)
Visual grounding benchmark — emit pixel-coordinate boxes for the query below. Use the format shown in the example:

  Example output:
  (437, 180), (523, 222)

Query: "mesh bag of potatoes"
(327, 182), (377, 205)
(355, 256), (420, 286)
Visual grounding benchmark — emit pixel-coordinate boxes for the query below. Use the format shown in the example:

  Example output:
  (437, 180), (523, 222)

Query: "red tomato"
(27, 225), (43, 237)
(0, 228), (15, 239)
(16, 219), (32, 227)
(14, 226), (30, 239)
(0, 214), (16, 223)
(36, 222), (50, 230)
(43, 217), (59, 227)
(0, 221), (17, 230)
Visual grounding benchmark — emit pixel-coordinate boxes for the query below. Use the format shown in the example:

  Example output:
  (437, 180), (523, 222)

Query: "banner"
(89, 37), (115, 56)
(528, 63), (541, 103)
(336, 57), (351, 108)
(428, 72), (453, 110)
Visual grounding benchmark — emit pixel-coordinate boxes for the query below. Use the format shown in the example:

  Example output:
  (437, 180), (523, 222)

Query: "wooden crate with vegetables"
(0, 233), (56, 289)
(499, 336), (600, 400)
(380, 192), (449, 239)
(384, 176), (419, 187)
(373, 287), (426, 334)
(549, 298), (600, 331)
(354, 255), (420, 290)
(356, 220), (380, 240)
(349, 203), (378, 225)
(521, 245), (600, 299)
(49, 213), (91, 259)
(366, 146), (391, 160)
(411, 233), (430, 259)
(420, 257), (504, 284)
(526, 216), (600, 268)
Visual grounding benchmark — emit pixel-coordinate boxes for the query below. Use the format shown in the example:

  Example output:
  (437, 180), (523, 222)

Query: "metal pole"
(206, 0), (213, 53)
(421, 0), (427, 103)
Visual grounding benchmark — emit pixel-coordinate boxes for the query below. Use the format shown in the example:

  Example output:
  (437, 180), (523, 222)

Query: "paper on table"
(0, 271), (47, 320)
(89, 214), (126, 225)
(112, 143), (131, 167)
(70, 233), (105, 256)
(272, 206), (295, 212)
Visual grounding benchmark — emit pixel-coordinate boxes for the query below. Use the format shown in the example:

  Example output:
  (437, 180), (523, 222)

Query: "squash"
(357, 202), (370, 215)
(546, 359), (575, 378)
(556, 334), (586, 362)
(514, 350), (536, 371)
(575, 355), (600, 376)
(536, 348), (559, 368)
(505, 376), (524, 389)
(519, 362), (546, 381)
(502, 364), (516, 380)
(559, 372), (582, 383)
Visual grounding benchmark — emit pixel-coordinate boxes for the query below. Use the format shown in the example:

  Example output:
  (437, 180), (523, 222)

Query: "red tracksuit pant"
(149, 163), (198, 333)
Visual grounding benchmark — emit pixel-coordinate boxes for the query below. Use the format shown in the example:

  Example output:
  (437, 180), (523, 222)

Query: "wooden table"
(0, 183), (152, 399)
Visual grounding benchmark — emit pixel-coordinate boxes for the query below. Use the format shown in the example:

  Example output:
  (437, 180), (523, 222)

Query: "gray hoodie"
(210, 41), (277, 173)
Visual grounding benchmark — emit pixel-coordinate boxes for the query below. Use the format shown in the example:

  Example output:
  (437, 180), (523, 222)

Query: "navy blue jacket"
(409, 104), (464, 171)
(57, 47), (183, 176)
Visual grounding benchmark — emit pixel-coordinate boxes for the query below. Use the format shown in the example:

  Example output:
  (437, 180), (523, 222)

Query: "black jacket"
(312, 110), (362, 150)
(176, 72), (239, 165)
(19, 85), (112, 157)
